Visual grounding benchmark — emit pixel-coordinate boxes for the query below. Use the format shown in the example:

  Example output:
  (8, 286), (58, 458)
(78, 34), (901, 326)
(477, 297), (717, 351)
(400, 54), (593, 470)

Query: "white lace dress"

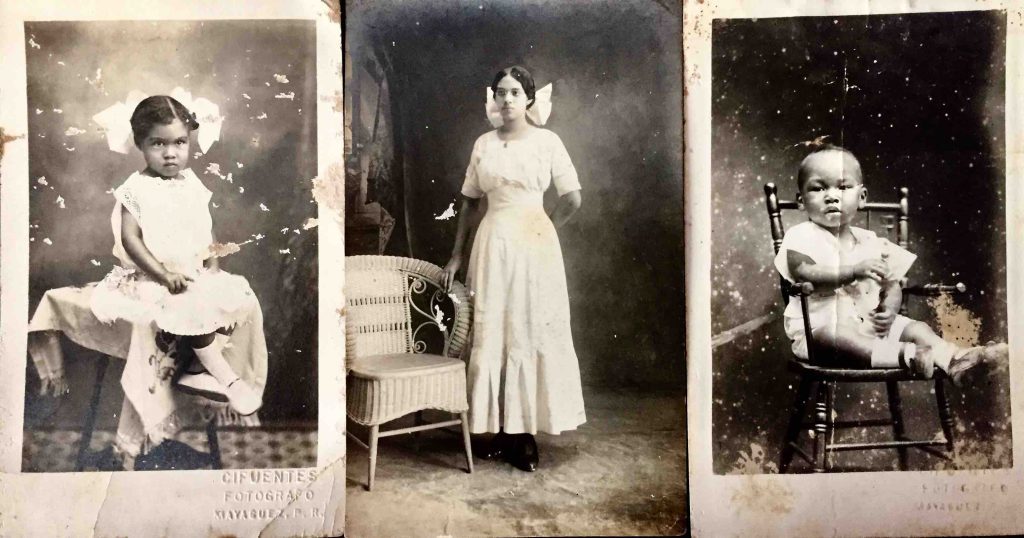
(91, 169), (256, 335)
(87, 169), (267, 460)
(461, 128), (586, 435)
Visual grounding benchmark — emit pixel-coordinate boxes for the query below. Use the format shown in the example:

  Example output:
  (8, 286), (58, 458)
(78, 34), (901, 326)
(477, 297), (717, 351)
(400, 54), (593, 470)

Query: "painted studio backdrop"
(344, 0), (684, 388)
(22, 20), (319, 471)
(711, 11), (1010, 474)
(342, 0), (686, 535)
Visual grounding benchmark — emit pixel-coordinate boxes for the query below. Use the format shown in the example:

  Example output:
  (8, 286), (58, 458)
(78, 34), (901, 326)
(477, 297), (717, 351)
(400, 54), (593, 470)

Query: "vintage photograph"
(710, 10), (1010, 475)
(343, 0), (685, 535)
(20, 19), (320, 472)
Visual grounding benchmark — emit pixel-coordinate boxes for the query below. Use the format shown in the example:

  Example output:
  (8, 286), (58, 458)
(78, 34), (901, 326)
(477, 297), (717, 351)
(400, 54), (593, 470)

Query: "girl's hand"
(853, 258), (889, 282)
(160, 271), (193, 294)
(870, 308), (896, 337)
(442, 255), (463, 293)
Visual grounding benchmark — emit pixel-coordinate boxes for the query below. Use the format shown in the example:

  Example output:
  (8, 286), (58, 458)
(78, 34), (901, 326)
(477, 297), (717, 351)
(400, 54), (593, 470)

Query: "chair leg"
(812, 382), (829, 473)
(935, 378), (955, 452)
(885, 381), (909, 471)
(206, 418), (223, 470)
(823, 381), (836, 472)
(76, 355), (110, 472)
(367, 424), (379, 491)
(460, 412), (474, 474)
(779, 377), (814, 473)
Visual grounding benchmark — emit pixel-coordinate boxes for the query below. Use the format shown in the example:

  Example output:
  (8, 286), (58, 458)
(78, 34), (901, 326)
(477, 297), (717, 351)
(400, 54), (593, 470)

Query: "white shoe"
(224, 379), (262, 416)
(176, 373), (229, 402)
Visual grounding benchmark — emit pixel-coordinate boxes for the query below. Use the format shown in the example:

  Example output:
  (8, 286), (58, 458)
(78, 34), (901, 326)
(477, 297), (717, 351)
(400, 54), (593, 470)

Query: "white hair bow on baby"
(92, 87), (223, 154)
(485, 83), (553, 128)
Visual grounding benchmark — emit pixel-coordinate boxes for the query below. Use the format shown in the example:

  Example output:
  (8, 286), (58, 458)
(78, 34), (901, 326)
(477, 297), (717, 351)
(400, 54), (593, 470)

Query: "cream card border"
(0, 1), (345, 536)
(685, 1), (1023, 536)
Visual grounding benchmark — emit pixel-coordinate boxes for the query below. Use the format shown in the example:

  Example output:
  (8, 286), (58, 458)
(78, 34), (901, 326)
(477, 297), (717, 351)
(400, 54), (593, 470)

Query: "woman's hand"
(160, 270), (193, 294)
(870, 308), (896, 338)
(853, 258), (889, 282)
(442, 254), (463, 293)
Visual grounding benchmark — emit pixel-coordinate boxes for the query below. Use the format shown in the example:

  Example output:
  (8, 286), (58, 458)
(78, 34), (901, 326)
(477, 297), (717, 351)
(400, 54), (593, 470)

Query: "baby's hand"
(160, 271), (193, 294)
(854, 258), (890, 282)
(870, 308), (896, 338)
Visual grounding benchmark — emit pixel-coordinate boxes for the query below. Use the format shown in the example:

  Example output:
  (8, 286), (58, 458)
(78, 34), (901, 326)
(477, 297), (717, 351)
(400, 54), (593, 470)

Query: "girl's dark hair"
(130, 95), (199, 148)
(490, 65), (537, 109)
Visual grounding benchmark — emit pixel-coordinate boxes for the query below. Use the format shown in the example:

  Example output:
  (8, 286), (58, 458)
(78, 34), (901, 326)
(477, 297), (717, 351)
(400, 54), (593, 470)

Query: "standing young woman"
(442, 65), (586, 472)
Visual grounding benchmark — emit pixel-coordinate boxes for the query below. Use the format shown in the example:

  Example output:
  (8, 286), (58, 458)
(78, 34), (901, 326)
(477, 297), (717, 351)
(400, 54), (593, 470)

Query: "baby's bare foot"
(947, 342), (1008, 387)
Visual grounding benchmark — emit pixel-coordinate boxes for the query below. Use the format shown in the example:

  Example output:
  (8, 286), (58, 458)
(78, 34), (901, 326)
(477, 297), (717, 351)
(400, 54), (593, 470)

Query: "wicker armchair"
(344, 256), (474, 490)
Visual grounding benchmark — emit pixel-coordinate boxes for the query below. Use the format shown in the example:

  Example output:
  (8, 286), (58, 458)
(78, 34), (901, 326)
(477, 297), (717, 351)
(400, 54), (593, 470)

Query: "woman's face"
(495, 75), (530, 123)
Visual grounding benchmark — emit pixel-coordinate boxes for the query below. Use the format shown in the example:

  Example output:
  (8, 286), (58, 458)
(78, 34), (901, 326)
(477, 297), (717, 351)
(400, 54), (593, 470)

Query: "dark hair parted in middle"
(490, 65), (537, 108)
(130, 95), (200, 148)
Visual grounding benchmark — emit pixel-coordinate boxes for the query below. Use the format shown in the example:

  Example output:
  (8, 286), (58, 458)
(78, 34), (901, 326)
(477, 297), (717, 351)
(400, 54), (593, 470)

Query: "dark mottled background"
(346, 0), (685, 389)
(23, 20), (319, 426)
(711, 11), (1011, 474)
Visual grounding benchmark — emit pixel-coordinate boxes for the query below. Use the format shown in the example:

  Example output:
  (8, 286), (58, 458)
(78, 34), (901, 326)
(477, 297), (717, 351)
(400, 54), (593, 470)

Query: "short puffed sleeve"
(875, 237), (916, 281)
(113, 175), (143, 221)
(186, 169), (213, 204)
(773, 221), (836, 283)
(460, 135), (486, 199)
(549, 132), (580, 196)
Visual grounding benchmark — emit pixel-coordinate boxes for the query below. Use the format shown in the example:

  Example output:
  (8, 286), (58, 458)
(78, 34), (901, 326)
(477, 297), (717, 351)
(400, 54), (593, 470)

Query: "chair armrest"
(786, 281), (815, 297)
(903, 282), (966, 296)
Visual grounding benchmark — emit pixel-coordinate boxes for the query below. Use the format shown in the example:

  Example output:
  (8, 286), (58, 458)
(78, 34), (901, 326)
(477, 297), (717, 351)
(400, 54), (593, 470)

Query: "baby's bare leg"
(897, 320), (955, 371)
(809, 323), (877, 368)
(897, 320), (946, 348)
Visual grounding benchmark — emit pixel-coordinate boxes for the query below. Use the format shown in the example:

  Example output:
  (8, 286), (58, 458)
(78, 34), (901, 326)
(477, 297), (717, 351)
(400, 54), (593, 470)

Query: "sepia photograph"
(343, 0), (686, 535)
(0, 2), (346, 537)
(687, 1), (1024, 536)
(709, 10), (1010, 475)
(20, 19), (320, 473)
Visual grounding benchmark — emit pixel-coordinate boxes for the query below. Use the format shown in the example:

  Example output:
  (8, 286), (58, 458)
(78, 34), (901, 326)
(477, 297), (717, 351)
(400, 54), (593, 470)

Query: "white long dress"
(461, 128), (586, 435)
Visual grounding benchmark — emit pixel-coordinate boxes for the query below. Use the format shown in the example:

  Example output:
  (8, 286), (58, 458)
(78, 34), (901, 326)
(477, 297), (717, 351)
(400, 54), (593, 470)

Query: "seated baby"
(774, 144), (1006, 384)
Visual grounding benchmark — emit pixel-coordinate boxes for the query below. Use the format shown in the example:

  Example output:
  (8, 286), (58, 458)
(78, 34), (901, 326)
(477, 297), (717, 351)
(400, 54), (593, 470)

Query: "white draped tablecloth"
(27, 283), (267, 465)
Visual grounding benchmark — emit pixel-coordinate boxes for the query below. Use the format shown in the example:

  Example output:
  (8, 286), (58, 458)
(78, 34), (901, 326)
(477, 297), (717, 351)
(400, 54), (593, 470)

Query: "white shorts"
(785, 314), (914, 361)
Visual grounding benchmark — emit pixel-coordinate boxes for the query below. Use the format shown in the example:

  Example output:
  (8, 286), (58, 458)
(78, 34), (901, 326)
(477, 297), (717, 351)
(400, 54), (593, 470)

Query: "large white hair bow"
(485, 83), (553, 128)
(92, 87), (223, 154)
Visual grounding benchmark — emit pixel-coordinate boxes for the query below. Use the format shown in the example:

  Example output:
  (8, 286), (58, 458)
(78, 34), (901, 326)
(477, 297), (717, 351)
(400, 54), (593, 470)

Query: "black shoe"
(473, 431), (511, 460)
(506, 434), (538, 472)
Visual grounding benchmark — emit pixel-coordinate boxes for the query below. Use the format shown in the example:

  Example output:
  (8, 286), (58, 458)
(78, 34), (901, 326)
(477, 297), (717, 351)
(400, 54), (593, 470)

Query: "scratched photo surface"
(344, 0), (685, 535)
(22, 20), (319, 472)
(710, 11), (1010, 474)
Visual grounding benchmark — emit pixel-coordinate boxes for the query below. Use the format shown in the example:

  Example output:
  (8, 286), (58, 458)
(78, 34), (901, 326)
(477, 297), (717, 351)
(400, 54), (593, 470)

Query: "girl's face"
(798, 150), (866, 230)
(140, 119), (190, 179)
(494, 75), (531, 124)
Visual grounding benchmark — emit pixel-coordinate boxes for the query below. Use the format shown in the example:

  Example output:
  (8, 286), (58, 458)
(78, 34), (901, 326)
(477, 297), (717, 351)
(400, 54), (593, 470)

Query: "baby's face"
(141, 119), (190, 179)
(799, 150), (865, 230)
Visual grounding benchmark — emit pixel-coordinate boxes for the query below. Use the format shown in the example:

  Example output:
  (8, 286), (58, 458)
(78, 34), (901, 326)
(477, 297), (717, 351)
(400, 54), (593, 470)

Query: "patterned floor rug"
(22, 428), (316, 471)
